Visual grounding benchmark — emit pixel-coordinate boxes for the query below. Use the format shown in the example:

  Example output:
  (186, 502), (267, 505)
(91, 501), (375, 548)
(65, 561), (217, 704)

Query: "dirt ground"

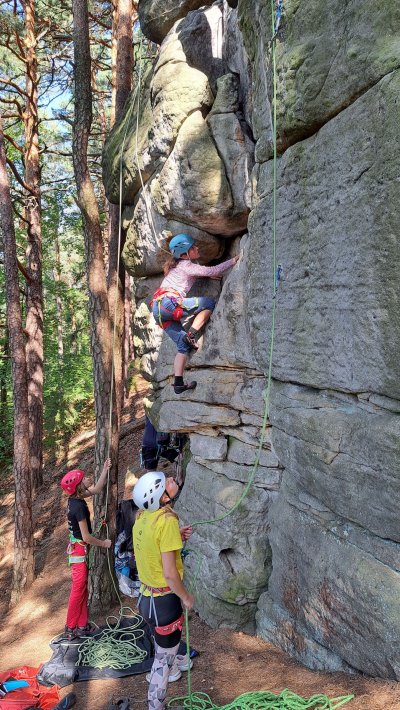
(0, 378), (399, 710)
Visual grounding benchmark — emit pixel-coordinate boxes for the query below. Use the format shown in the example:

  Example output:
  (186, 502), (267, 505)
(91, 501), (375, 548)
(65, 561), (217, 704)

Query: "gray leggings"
(148, 641), (180, 710)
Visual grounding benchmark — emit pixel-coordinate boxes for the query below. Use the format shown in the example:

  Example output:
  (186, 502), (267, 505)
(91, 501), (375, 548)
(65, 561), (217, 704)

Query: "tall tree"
(0, 117), (34, 604)
(72, 0), (118, 608)
(23, 0), (44, 490)
(108, 0), (135, 414)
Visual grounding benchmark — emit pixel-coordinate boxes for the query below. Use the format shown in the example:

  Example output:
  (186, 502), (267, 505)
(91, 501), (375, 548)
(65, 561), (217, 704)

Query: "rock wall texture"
(103, 0), (400, 680)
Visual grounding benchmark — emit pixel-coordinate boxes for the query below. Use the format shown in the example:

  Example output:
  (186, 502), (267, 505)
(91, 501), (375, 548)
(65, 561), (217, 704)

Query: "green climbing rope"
(76, 610), (147, 670)
(167, 690), (354, 710)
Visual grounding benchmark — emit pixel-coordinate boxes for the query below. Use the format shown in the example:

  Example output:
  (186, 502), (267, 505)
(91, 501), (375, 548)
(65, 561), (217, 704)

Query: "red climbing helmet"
(61, 469), (85, 495)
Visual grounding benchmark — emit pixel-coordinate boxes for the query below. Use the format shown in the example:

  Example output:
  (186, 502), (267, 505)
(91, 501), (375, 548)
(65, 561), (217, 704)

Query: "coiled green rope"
(76, 610), (147, 670)
(167, 689), (354, 710)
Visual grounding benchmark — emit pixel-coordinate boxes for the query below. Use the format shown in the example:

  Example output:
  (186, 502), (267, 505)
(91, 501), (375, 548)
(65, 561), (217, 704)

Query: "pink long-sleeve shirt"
(160, 257), (237, 299)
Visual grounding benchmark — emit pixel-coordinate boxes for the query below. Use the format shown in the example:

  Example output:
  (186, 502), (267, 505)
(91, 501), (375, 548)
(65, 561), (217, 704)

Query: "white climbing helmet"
(132, 471), (166, 511)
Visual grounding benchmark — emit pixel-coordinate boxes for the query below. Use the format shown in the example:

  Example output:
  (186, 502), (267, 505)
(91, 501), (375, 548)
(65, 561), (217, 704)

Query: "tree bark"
(72, 0), (118, 610)
(0, 118), (34, 605)
(23, 0), (44, 491)
(54, 233), (64, 365)
(0, 329), (10, 453)
(108, 0), (135, 409)
(53, 230), (65, 437)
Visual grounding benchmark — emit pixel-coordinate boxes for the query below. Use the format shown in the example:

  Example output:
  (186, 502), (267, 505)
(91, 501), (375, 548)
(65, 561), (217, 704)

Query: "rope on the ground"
(76, 608), (147, 670)
(167, 690), (354, 710)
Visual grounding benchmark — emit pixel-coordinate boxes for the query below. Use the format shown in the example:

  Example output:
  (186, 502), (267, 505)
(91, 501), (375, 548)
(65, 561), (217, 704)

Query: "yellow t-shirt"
(133, 509), (183, 596)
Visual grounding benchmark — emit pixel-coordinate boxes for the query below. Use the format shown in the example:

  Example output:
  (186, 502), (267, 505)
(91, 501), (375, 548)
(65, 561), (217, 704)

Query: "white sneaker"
(175, 655), (193, 672)
(146, 656), (193, 684)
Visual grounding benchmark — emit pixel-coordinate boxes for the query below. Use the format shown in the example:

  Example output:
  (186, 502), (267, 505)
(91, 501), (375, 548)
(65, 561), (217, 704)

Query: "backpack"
(114, 500), (140, 598)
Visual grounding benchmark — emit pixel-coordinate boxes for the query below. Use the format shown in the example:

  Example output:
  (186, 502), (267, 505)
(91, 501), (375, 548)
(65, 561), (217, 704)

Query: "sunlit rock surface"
(103, 0), (400, 678)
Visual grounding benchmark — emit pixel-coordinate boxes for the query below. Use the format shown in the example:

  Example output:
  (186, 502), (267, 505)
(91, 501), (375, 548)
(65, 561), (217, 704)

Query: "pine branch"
(17, 259), (33, 283)
(3, 133), (23, 153)
(6, 157), (35, 194)
(0, 77), (29, 99)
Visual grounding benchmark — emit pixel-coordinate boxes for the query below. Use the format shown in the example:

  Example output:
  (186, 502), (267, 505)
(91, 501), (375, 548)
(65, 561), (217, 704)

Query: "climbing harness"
(151, 287), (184, 329)
(141, 584), (172, 595)
(155, 613), (184, 636)
(67, 534), (87, 565)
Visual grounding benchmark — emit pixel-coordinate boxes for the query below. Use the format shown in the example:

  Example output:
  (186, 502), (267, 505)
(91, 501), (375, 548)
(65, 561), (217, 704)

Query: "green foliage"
(0, 0), (147, 466)
(41, 192), (94, 451)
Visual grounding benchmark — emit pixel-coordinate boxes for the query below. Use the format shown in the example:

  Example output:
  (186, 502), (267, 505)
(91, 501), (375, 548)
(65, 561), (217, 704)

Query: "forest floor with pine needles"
(0, 375), (399, 710)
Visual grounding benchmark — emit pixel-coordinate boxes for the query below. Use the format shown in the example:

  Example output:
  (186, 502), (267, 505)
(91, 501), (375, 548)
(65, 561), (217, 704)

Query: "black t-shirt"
(67, 497), (92, 540)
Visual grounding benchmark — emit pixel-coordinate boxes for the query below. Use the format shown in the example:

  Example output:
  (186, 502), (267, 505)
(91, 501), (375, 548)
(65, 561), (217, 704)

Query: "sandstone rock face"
(138, 0), (215, 44)
(103, 0), (400, 680)
(103, 2), (253, 277)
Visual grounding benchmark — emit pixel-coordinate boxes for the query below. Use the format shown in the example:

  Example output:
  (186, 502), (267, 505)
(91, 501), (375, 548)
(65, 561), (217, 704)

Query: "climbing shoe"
(59, 626), (77, 641)
(173, 381), (197, 394)
(51, 692), (77, 710)
(76, 622), (97, 636)
(182, 331), (199, 350)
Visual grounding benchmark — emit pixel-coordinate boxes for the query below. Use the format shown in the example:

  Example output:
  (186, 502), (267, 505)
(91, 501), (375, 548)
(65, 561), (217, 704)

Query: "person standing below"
(132, 471), (194, 710)
(60, 458), (112, 639)
(152, 233), (239, 393)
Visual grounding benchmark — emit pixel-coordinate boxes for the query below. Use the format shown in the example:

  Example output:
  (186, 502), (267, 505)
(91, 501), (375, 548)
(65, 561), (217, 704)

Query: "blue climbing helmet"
(169, 233), (194, 257)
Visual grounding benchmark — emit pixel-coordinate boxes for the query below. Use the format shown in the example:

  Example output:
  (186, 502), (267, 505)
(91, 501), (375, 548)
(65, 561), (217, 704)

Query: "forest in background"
(0, 0), (154, 607)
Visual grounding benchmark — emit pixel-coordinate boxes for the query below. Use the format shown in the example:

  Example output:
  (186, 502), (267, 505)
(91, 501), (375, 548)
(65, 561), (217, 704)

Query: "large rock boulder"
(103, 0), (400, 681)
(103, 2), (254, 275)
(248, 69), (400, 399)
(238, 0), (400, 159)
(138, 0), (215, 44)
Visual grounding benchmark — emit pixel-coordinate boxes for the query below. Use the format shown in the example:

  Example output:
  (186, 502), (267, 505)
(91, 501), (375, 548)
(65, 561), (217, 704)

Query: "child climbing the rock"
(152, 233), (239, 394)
(132, 471), (194, 710)
(60, 459), (112, 639)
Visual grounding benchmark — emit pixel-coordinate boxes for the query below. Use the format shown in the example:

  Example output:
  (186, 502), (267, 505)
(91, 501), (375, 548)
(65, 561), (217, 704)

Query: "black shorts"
(139, 592), (183, 648)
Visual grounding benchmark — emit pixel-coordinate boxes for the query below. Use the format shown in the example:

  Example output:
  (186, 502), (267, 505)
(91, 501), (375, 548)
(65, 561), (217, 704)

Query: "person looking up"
(132, 471), (194, 710)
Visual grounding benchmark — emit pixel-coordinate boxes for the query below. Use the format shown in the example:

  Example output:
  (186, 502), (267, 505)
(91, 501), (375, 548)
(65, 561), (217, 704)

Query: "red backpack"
(0, 667), (60, 710)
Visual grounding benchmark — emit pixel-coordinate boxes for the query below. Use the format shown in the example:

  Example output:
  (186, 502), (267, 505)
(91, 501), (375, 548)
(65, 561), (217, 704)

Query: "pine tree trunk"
(54, 232), (65, 438)
(54, 234), (64, 365)
(0, 120), (34, 605)
(0, 330), (10, 451)
(24, 0), (44, 491)
(72, 0), (118, 610)
(109, 0), (135, 408)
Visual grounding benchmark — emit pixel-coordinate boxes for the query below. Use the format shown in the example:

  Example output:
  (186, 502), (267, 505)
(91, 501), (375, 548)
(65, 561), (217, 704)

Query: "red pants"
(66, 542), (88, 629)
